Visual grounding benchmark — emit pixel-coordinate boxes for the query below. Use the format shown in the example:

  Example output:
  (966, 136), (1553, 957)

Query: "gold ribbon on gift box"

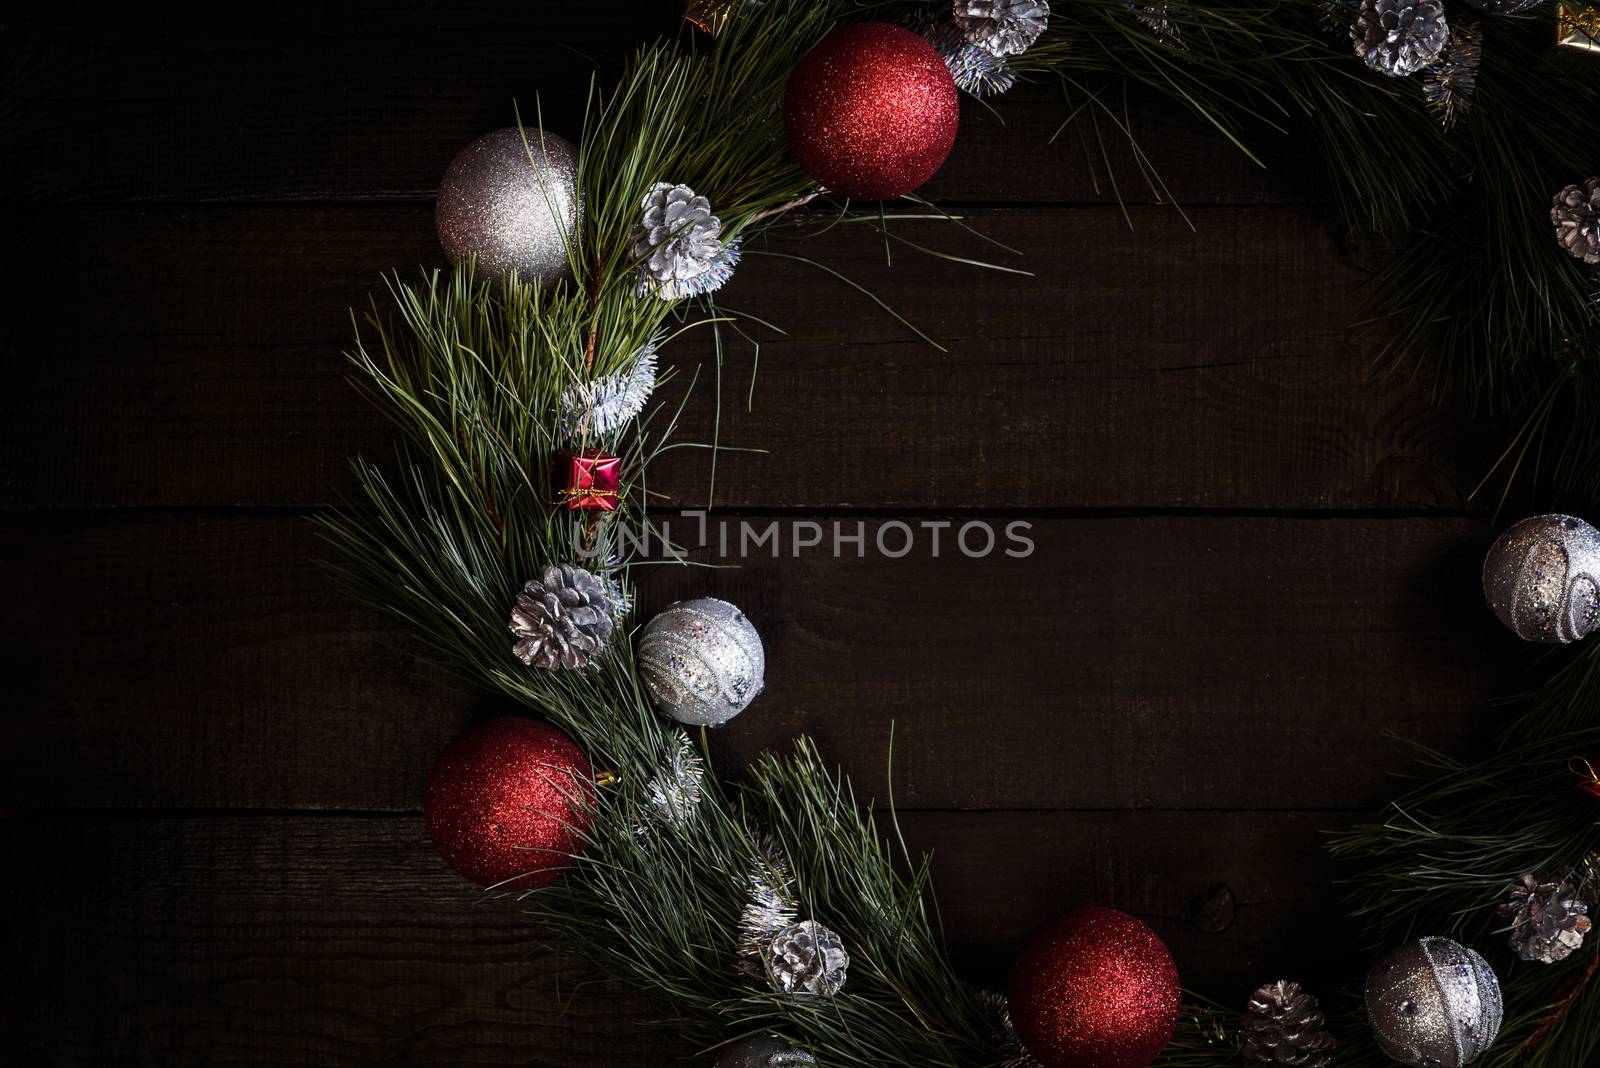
(1558, 1), (1600, 52)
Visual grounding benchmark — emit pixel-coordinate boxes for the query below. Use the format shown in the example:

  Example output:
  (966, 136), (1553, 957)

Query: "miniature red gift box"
(556, 449), (621, 512)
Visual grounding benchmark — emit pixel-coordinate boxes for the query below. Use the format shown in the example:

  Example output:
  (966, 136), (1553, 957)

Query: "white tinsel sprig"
(561, 335), (659, 438)
(738, 837), (799, 970)
(646, 730), (705, 827)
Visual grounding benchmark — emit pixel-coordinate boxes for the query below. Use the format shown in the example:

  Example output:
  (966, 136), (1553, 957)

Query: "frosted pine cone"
(764, 920), (849, 996)
(1552, 178), (1600, 266)
(1352, 0), (1449, 77)
(1240, 980), (1336, 1067)
(1501, 874), (1592, 964)
(509, 564), (614, 669)
(631, 182), (739, 300)
(952, 0), (1050, 57)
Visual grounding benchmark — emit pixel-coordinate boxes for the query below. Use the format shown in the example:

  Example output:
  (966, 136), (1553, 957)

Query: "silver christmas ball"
(1482, 514), (1600, 643)
(715, 1036), (815, 1068)
(637, 597), (764, 727)
(1365, 937), (1502, 1068)
(435, 127), (583, 284)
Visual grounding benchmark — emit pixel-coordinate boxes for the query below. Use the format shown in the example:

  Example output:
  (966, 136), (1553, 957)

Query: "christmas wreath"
(321, 2), (1600, 1066)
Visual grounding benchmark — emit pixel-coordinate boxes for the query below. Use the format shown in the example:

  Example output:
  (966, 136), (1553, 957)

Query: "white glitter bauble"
(435, 127), (583, 284)
(1482, 514), (1600, 643)
(637, 597), (764, 727)
(1365, 937), (1501, 1068)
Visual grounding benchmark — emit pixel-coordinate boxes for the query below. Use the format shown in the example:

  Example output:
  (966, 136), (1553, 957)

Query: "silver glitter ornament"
(1365, 937), (1502, 1068)
(1352, 0), (1450, 77)
(637, 597), (764, 727)
(509, 564), (614, 669)
(631, 182), (740, 300)
(1482, 514), (1600, 643)
(715, 1036), (816, 1068)
(436, 127), (583, 284)
(764, 919), (849, 997)
(953, 0), (1051, 58)
(1552, 178), (1600, 266)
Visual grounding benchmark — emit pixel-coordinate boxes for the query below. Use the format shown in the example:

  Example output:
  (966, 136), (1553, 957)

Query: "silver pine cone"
(1352, 0), (1449, 77)
(1500, 874), (1592, 964)
(1240, 980), (1336, 1068)
(952, 0), (1050, 57)
(1552, 178), (1600, 266)
(764, 920), (849, 996)
(630, 182), (738, 300)
(509, 564), (614, 670)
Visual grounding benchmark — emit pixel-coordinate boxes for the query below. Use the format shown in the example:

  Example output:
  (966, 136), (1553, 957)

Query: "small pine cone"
(1501, 874), (1593, 964)
(1352, 0), (1449, 77)
(1552, 178), (1600, 266)
(952, 0), (1050, 57)
(629, 182), (738, 300)
(1240, 980), (1336, 1068)
(764, 920), (849, 996)
(509, 564), (614, 670)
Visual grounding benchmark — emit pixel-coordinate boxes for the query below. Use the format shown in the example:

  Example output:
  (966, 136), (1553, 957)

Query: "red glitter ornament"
(1008, 906), (1181, 1068)
(783, 22), (960, 199)
(425, 717), (593, 889)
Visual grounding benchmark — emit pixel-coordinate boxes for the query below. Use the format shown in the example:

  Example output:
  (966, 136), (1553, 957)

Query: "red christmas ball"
(1008, 906), (1181, 1068)
(783, 22), (960, 199)
(425, 717), (592, 889)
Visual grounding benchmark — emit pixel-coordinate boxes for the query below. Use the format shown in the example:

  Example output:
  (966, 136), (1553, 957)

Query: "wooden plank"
(0, 205), (1495, 511)
(2, 512), (1505, 812)
(3, 809), (1349, 1066)
(0, 8), (1308, 205)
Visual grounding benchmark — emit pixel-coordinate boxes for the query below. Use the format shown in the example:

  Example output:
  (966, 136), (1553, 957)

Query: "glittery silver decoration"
(644, 730), (705, 828)
(1501, 873), (1592, 963)
(436, 128), (583, 284)
(912, 10), (1018, 97)
(1365, 937), (1503, 1068)
(715, 1036), (816, 1068)
(561, 336), (659, 438)
(1459, 0), (1544, 11)
(974, 989), (1046, 1068)
(631, 182), (740, 300)
(1552, 178), (1600, 266)
(739, 838), (799, 971)
(1352, 0), (1450, 77)
(953, 0), (1050, 57)
(1423, 20), (1481, 128)
(509, 564), (614, 669)
(1130, 1), (1184, 46)
(637, 597), (764, 727)
(1482, 514), (1600, 643)
(764, 920), (849, 997)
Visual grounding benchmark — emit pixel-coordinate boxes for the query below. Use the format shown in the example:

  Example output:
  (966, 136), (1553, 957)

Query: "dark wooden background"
(1, 5), (1522, 1065)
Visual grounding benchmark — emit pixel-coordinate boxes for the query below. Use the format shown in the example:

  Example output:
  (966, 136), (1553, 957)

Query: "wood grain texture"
(0, 204), (1494, 511)
(4, 809), (1348, 1066)
(2, 511), (1506, 812)
(0, 8), (1308, 206)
